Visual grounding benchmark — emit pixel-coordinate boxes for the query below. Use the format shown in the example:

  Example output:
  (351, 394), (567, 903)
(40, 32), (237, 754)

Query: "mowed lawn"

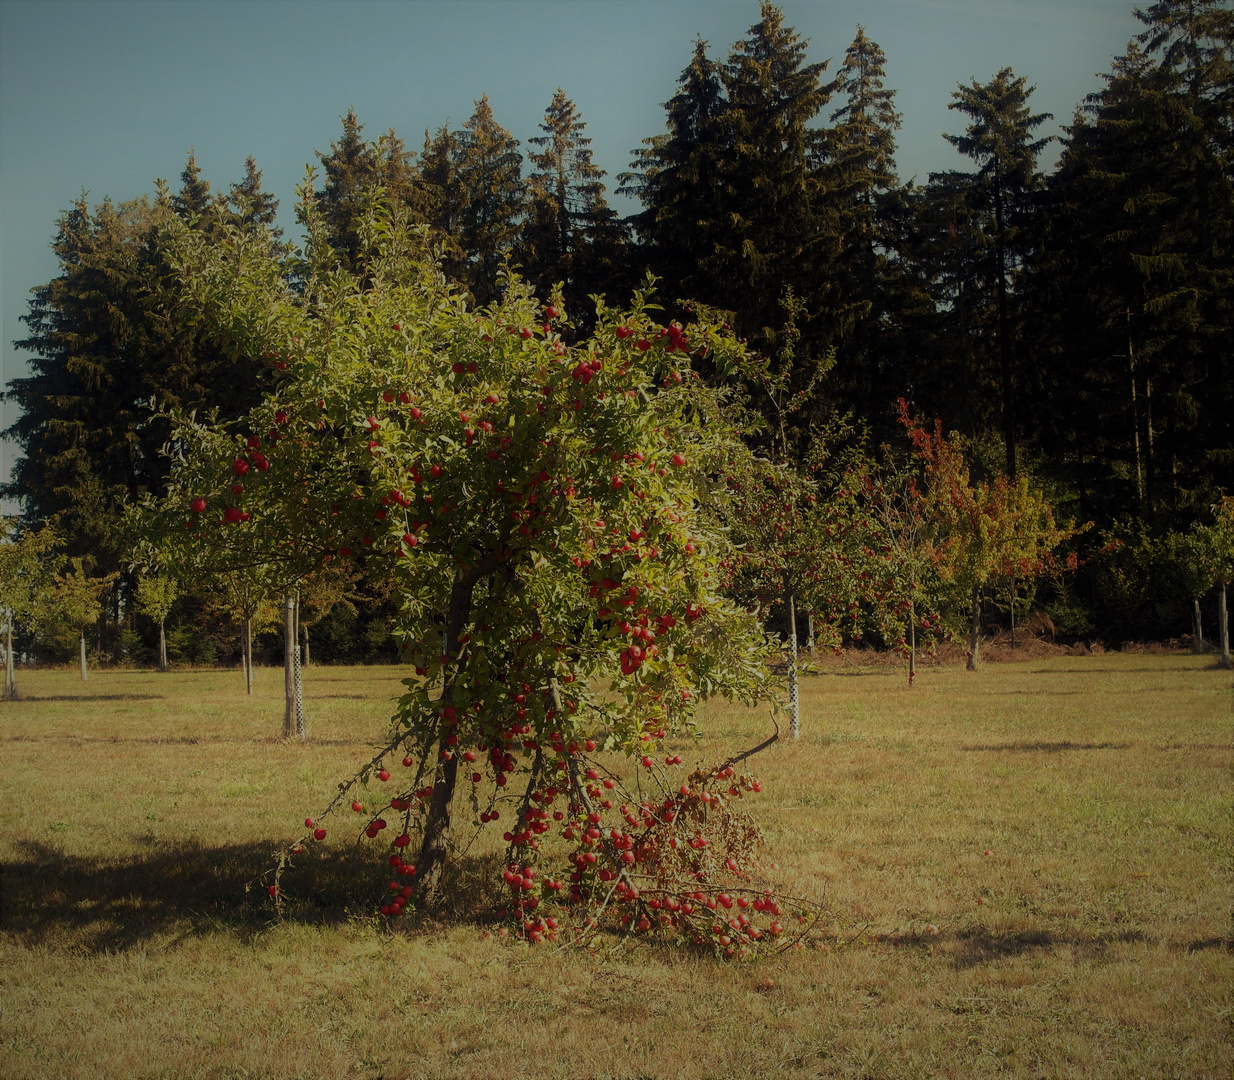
(0, 653), (1229, 1080)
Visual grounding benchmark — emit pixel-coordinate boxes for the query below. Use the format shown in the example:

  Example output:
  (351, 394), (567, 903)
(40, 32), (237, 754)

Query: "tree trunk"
(967, 585), (981, 672)
(416, 749), (461, 907)
(806, 611), (815, 653)
(3, 610), (16, 701)
(1127, 314), (1145, 509)
(80, 631), (88, 681)
(787, 592), (800, 738)
(908, 602), (917, 687)
(995, 183), (1016, 479)
(1145, 377), (1156, 514)
(303, 622), (311, 667)
(1218, 584), (1230, 671)
(244, 616), (253, 696)
(158, 619), (168, 672)
(415, 575), (477, 908)
(1009, 577), (1017, 650)
(282, 595), (305, 738)
(1193, 598), (1205, 654)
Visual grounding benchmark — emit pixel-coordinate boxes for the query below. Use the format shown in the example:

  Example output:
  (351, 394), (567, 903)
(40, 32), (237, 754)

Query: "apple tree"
(139, 188), (810, 951)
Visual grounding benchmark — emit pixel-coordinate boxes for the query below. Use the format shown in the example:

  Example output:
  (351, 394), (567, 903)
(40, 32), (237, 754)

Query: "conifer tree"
(227, 155), (280, 231)
(315, 111), (415, 268)
(3, 167), (266, 575)
(718, 3), (832, 338)
(1032, 0), (1232, 523)
(415, 123), (468, 283)
(172, 151), (214, 221)
(453, 95), (525, 306)
(518, 88), (625, 326)
(621, 38), (729, 311)
(823, 26), (908, 432)
(944, 68), (1053, 478)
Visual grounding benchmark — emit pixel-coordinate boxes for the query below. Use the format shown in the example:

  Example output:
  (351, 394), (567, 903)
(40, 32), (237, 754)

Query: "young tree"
(209, 567), (282, 694)
(0, 520), (60, 700)
(297, 562), (360, 667)
(1194, 496), (1234, 669)
(900, 403), (1078, 670)
(944, 69), (1053, 478)
(142, 186), (786, 942)
(856, 449), (947, 685)
(45, 558), (117, 681)
(134, 571), (177, 672)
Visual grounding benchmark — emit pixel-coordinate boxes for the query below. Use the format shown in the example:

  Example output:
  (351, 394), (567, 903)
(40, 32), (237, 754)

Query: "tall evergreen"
(518, 88), (625, 325)
(3, 165), (271, 567)
(718, 3), (833, 338)
(415, 123), (468, 282)
(822, 26), (908, 434)
(621, 38), (730, 311)
(315, 110), (416, 269)
(228, 155), (280, 231)
(624, 4), (842, 454)
(172, 151), (214, 221)
(944, 68), (1053, 477)
(907, 170), (992, 442)
(453, 96), (525, 306)
(1033, 0), (1232, 524)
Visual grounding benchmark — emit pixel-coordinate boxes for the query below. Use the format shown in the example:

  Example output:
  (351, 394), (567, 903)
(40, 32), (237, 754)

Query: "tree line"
(1, 0), (1231, 671)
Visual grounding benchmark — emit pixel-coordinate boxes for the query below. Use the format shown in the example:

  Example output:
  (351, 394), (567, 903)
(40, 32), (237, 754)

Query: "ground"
(1, 653), (1229, 1079)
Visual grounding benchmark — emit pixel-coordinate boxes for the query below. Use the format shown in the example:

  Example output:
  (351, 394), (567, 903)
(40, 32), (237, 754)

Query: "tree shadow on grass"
(961, 741), (1131, 753)
(951, 926), (1145, 968)
(1027, 668), (1175, 675)
(15, 694), (167, 703)
(3, 839), (506, 955)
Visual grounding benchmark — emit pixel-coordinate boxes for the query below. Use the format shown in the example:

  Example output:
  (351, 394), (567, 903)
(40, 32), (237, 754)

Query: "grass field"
(1, 653), (1229, 1079)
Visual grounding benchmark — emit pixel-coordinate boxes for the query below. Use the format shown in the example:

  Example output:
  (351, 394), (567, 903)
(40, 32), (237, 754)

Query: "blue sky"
(0, 0), (1145, 504)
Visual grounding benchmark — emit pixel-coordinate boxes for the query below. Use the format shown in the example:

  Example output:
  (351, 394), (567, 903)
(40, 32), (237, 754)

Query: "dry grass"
(1, 654), (1230, 1079)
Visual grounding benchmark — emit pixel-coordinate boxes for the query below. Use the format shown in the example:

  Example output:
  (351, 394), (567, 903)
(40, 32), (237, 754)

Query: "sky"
(0, 0), (1146, 508)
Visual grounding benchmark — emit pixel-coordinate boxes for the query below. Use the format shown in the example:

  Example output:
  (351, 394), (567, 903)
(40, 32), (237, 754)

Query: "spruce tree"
(3, 172), (265, 571)
(518, 88), (625, 326)
(453, 95), (525, 306)
(944, 68), (1053, 477)
(621, 38), (729, 311)
(172, 151), (214, 221)
(719, 3), (832, 333)
(415, 123), (468, 283)
(1033, 0), (1232, 524)
(227, 155), (280, 231)
(315, 111), (415, 268)
(822, 26), (908, 433)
